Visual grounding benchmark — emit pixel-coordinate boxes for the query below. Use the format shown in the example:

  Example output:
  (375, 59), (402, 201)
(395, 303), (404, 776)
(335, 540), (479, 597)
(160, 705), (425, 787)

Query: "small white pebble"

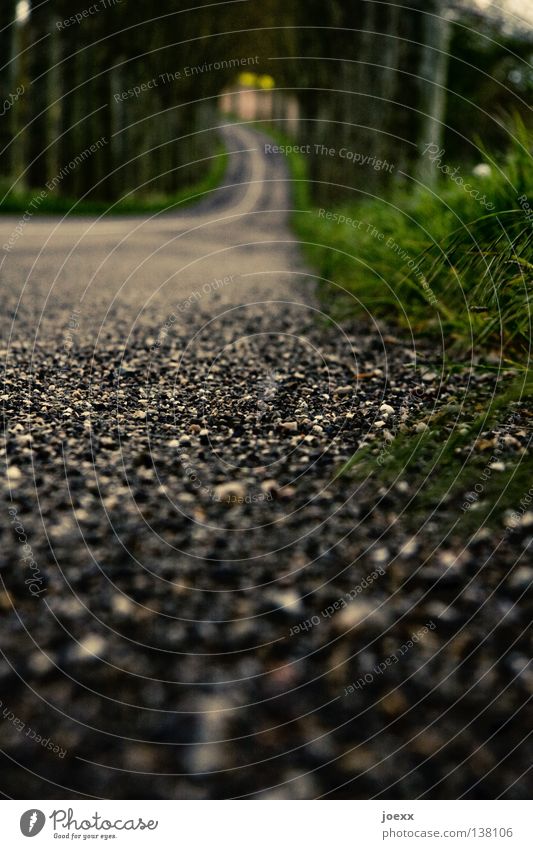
(372, 546), (390, 565)
(73, 635), (106, 659)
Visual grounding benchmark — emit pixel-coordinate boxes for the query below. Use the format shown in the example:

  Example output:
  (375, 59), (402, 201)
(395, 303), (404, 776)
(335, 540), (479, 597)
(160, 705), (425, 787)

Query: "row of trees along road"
(0, 1), (530, 204)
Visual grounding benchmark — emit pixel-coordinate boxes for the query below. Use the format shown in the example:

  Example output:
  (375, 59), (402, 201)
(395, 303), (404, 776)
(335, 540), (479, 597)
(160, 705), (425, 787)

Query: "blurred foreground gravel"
(1, 126), (531, 799)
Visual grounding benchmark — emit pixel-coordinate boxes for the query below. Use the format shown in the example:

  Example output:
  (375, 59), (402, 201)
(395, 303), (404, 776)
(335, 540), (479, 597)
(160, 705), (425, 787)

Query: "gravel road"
(1, 124), (531, 799)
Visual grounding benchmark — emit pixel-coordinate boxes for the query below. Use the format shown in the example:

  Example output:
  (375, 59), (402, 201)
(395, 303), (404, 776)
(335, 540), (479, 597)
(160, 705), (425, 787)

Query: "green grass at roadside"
(340, 376), (533, 534)
(260, 117), (533, 529)
(290, 119), (533, 363)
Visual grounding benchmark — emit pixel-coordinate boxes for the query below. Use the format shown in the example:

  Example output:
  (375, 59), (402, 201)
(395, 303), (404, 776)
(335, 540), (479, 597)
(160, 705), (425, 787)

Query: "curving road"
(0, 125), (530, 800)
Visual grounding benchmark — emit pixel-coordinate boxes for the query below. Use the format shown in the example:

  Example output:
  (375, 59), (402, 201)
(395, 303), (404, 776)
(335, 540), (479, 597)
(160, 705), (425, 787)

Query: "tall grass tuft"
(293, 117), (533, 364)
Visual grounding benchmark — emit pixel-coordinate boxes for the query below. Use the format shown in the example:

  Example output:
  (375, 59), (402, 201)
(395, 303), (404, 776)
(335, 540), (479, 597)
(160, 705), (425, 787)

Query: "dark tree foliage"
(444, 8), (533, 160)
(0, 0), (18, 177)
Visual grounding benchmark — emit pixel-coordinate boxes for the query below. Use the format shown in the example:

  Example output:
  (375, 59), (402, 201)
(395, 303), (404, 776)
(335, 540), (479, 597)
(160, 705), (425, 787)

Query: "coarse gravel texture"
(1, 125), (532, 799)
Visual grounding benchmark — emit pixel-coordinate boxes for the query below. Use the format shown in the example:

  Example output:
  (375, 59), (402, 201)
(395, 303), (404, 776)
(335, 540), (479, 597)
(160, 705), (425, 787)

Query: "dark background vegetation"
(1, 0), (531, 203)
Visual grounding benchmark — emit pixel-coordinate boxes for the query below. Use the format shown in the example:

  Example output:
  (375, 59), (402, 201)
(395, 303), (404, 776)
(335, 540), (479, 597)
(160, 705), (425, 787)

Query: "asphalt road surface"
(0, 125), (531, 799)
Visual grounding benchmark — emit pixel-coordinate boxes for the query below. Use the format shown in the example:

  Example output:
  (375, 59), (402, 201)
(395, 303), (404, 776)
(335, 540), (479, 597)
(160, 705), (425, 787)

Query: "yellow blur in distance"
(237, 72), (275, 89)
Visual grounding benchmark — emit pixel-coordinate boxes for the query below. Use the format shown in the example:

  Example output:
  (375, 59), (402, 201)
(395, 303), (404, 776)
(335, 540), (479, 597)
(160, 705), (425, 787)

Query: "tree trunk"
(27, 1), (52, 188)
(0, 0), (17, 178)
(416, 1), (452, 185)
